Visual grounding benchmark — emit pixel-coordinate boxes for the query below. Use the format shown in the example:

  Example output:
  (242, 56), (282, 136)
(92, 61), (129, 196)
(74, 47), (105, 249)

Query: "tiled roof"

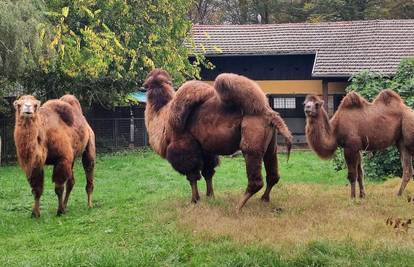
(191, 20), (414, 77)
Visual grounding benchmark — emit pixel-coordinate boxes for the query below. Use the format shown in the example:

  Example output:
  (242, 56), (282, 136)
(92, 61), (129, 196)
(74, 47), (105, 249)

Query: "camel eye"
(314, 102), (320, 108)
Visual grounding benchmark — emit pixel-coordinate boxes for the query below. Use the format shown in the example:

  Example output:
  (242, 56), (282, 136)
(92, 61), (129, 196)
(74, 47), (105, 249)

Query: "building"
(191, 20), (414, 143)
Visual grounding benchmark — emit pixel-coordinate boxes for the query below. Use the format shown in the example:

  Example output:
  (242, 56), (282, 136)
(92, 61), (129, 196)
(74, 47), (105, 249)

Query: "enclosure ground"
(1, 150), (414, 266)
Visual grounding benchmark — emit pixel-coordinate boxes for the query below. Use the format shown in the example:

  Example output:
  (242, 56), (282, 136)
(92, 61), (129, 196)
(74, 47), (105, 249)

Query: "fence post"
(129, 108), (135, 148)
(114, 119), (119, 149)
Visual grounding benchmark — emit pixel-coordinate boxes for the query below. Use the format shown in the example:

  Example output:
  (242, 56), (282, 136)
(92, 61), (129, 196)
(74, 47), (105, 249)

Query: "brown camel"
(13, 95), (95, 217)
(304, 90), (414, 198)
(143, 69), (292, 210)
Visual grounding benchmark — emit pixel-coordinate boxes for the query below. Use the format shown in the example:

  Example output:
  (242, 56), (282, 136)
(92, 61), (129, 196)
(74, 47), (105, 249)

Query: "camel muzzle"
(22, 105), (35, 117)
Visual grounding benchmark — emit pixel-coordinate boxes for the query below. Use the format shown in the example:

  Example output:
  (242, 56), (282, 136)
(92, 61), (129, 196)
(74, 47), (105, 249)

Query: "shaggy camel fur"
(144, 69), (292, 210)
(304, 90), (414, 198)
(14, 95), (95, 217)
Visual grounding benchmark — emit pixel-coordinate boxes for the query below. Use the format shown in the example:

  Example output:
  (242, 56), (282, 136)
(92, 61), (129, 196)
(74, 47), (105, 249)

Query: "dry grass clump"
(173, 178), (414, 252)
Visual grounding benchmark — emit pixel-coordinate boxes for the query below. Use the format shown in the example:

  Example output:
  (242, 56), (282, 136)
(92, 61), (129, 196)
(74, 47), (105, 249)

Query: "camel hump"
(43, 100), (75, 126)
(214, 73), (269, 114)
(214, 73), (293, 152)
(60, 94), (83, 113)
(373, 89), (403, 105)
(169, 81), (215, 133)
(340, 91), (368, 109)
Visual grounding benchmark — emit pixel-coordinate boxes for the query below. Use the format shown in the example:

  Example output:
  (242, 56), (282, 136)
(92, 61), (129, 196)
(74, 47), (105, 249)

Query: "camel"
(13, 95), (95, 217)
(143, 69), (292, 211)
(304, 90), (414, 198)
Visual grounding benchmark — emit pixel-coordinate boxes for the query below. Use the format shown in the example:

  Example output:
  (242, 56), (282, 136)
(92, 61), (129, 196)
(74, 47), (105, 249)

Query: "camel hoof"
(56, 209), (65, 216)
(359, 192), (366, 198)
(31, 211), (40, 218)
(261, 195), (270, 202)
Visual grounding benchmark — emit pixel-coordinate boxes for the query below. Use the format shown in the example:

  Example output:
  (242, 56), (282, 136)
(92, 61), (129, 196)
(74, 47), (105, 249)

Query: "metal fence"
(0, 118), (148, 163)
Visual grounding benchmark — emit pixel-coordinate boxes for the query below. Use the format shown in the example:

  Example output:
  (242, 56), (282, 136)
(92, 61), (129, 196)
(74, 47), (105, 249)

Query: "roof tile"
(191, 20), (414, 77)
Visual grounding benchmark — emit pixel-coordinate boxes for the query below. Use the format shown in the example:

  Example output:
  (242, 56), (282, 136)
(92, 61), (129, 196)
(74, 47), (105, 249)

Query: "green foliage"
(333, 58), (414, 179)
(1, 0), (205, 108)
(0, 0), (53, 115)
(0, 0), (50, 80)
(345, 70), (391, 100)
(24, 0), (205, 106)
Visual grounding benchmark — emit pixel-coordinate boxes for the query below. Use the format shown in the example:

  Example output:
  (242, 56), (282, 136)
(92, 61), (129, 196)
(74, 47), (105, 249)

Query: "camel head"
(13, 95), (41, 120)
(304, 95), (324, 117)
(143, 69), (173, 91)
(142, 69), (174, 112)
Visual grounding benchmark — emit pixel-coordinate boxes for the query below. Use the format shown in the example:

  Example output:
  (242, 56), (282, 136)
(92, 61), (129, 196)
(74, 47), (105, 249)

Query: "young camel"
(13, 95), (95, 217)
(144, 69), (292, 211)
(304, 90), (414, 198)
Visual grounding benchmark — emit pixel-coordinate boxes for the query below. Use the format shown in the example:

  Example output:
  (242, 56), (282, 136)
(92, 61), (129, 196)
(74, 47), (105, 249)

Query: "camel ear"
(13, 100), (19, 110)
(317, 100), (324, 108)
(35, 100), (41, 110)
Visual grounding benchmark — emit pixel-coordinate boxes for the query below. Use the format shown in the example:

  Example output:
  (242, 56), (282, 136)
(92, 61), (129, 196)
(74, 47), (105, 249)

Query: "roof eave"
(195, 51), (317, 57)
(311, 73), (352, 79)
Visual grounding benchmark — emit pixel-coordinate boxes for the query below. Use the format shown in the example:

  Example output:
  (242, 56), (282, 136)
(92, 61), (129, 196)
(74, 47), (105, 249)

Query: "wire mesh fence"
(0, 118), (148, 163)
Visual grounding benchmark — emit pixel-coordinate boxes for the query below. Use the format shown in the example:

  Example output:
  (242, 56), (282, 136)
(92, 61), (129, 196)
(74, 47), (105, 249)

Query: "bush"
(333, 58), (414, 180)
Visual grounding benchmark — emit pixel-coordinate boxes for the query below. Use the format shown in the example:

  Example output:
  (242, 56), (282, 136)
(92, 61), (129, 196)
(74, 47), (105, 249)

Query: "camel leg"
(261, 133), (279, 202)
(82, 140), (96, 208)
(344, 148), (358, 198)
(202, 154), (219, 198)
(356, 152), (366, 198)
(397, 148), (412, 196)
(63, 172), (75, 209)
(53, 160), (72, 216)
(28, 169), (44, 218)
(187, 172), (201, 203)
(237, 152), (264, 211)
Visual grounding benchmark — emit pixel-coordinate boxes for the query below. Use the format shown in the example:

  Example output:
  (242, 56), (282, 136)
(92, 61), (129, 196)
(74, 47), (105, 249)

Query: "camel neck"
(14, 117), (42, 168)
(310, 108), (332, 132)
(147, 86), (174, 112)
(306, 108), (337, 159)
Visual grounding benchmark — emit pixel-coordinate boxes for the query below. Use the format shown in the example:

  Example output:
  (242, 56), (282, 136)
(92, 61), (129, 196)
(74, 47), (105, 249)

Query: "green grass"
(1, 150), (414, 266)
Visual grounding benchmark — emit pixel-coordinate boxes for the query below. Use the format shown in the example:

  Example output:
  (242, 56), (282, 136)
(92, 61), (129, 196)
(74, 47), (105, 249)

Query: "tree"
(22, 0), (205, 106)
(189, 0), (224, 24)
(0, 0), (52, 114)
(189, 0), (414, 25)
(0, 0), (206, 109)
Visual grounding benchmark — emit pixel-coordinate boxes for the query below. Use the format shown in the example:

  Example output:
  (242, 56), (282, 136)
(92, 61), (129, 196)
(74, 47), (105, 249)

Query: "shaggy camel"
(143, 69), (292, 210)
(13, 95), (95, 217)
(304, 90), (414, 198)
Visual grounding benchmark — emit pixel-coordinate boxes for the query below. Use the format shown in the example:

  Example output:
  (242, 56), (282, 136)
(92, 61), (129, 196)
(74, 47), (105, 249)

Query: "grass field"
(1, 150), (414, 266)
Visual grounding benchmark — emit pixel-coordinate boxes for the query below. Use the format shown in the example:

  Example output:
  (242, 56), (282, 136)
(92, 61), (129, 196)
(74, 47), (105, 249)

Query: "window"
(328, 95), (334, 116)
(273, 97), (296, 109)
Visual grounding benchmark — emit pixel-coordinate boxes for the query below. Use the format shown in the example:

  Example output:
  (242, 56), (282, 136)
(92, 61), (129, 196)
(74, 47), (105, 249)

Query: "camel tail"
(214, 73), (293, 155)
(168, 81), (215, 133)
(273, 115), (292, 162)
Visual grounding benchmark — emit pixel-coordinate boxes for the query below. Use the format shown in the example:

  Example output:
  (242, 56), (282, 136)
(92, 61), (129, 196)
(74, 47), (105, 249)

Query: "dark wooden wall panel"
(199, 54), (315, 80)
